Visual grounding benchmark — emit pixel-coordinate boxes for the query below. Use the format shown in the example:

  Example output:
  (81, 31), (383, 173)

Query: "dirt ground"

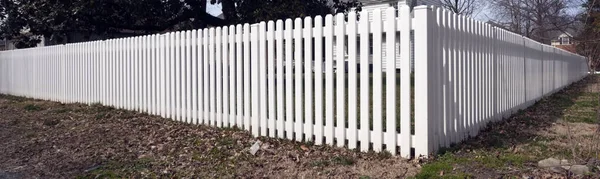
(0, 95), (419, 178)
(1, 76), (600, 178)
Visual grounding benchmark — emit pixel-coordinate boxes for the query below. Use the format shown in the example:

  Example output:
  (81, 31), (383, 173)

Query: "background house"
(0, 37), (46, 51)
(0, 40), (9, 51)
(332, 0), (442, 71)
(551, 32), (573, 46)
(551, 32), (577, 54)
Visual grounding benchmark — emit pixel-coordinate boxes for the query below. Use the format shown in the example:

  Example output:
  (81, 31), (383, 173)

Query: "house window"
(369, 34), (374, 55)
(561, 37), (570, 45)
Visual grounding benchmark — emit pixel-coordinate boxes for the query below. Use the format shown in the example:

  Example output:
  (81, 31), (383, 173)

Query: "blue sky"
(206, 2), (223, 17)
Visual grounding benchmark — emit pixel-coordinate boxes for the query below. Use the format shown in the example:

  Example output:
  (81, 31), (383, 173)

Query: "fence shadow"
(436, 75), (599, 156)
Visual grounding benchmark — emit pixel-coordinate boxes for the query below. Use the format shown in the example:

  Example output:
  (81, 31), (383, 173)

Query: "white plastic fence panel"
(0, 4), (588, 159)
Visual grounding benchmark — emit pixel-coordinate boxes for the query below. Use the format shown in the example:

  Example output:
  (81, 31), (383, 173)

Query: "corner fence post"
(413, 5), (436, 157)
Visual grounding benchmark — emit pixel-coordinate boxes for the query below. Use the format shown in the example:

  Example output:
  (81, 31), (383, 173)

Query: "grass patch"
(43, 119), (60, 126)
(23, 104), (42, 111)
(377, 150), (392, 159)
(95, 112), (107, 120)
(78, 157), (157, 178)
(311, 159), (331, 167)
(412, 153), (471, 179)
(91, 102), (103, 107)
(473, 153), (528, 169)
(2, 94), (25, 102)
(310, 155), (356, 167)
(52, 108), (69, 114)
(332, 155), (356, 165)
(561, 92), (599, 123)
(95, 105), (114, 113)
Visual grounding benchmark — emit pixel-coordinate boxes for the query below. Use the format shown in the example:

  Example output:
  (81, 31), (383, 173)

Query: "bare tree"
(488, 0), (578, 44)
(440, 0), (481, 16)
(576, 0), (600, 71)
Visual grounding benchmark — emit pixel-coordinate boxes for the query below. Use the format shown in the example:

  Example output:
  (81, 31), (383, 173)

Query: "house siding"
(332, 0), (441, 71)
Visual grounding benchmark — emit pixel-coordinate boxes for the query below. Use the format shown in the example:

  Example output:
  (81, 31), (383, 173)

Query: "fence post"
(414, 5), (436, 157)
(399, 2), (412, 158)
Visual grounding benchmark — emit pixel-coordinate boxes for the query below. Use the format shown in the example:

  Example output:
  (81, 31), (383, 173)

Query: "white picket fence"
(0, 4), (588, 158)
(419, 6), (588, 154)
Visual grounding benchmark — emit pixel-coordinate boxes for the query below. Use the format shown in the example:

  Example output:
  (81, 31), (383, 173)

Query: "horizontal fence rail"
(0, 4), (588, 158)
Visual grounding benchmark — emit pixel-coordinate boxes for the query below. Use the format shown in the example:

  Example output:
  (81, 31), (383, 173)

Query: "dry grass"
(0, 94), (420, 178)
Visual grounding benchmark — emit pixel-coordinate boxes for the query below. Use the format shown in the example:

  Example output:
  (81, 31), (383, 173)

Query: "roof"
(411, 0), (443, 6)
(548, 30), (576, 40)
(554, 44), (577, 53)
(356, 0), (442, 6)
(357, 0), (399, 6)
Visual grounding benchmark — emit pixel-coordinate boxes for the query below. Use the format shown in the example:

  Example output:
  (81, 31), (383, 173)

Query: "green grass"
(332, 155), (356, 165)
(475, 153), (528, 168)
(562, 92), (599, 123)
(412, 153), (471, 179)
(95, 112), (107, 119)
(77, 157), (158, 178)
(310, 155), (356, 167)
(310, 159), (331, 167)
(52, 108), (70, 114)
(23, 104), (42, 111)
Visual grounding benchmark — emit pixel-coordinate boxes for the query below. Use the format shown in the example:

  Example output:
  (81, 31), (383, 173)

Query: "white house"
(0, 37), (46, 51)
(551, 32), (573, 46)
(332, 0), (442, 71)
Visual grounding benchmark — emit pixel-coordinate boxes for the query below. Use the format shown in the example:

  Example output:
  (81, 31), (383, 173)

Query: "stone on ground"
(538, 158), (561, 168)
(249, 140), (261, 155)
(561, 165), (589, 175)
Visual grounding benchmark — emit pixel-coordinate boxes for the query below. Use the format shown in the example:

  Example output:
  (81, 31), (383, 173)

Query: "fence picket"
(186, 30), (193, 124)
(229, 26), (236, 127)
(236, 25), (243, 127)
(276, 20), (286, 139)
(347, 11), (358, 150)
(193, 30), (199, 124)
(385, 7), (397, 155)
(267, 21), (276, 137)
(259, 22), (268, 136)
(251, 24), (259, 136)
(159, 34), (166, 118)
(243, 24), (251, 131)
(209, 28), (216, 125)
(324, 15), (334, 145)
(294, 18), (304, 141)
(285, 19), (294, 140)
(359, 10), (370, 152)
(313, 16), (324, 145)
(304, 17), (314, 142)
(222, 27), (229, 126)
(216, 28), (223, 126)
(203, 29), (209, 124)
(399, 3), (412, 156)
(335, 13), (346, 147)
(134, 37), (140, 111)
(372, 8), (383, 152)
